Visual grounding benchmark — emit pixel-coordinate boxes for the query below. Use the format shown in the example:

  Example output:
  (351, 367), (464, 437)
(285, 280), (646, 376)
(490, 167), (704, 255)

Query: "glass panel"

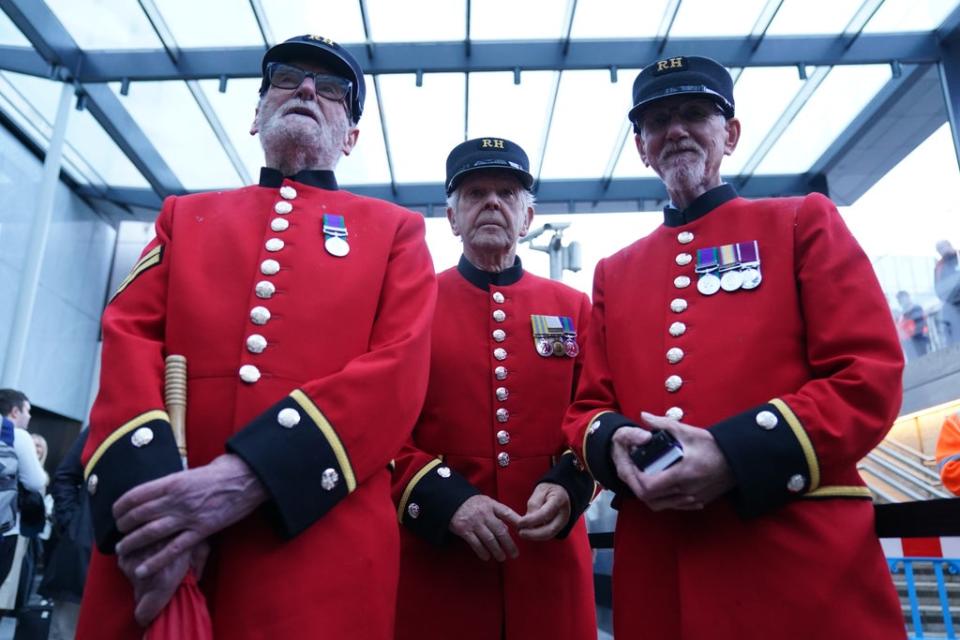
(841, 123), (960, 359)
(378, 72), (464, 184)
(259, 0), (365, 45)
(670, 0), (770, 37)
(0, 9), (30, 46)
(45, 0), (163, 49)
(569, 0), (670, 38)
(366, 0), (466, 42)
(723, 66), (805, 175)
(471, 0), (571, 40)
(754, 64), (890, 174)
(466, 71), (558, 178)
(338, 75), (391, 185)
(0, 72), (148, 188)
(110, 80), (242, 190)
(153, 0), (262, 47)
(864, 0), (960, 33)
(765, 0), (864, 35)
(540, 69), (638, 179)
(197, 77), (264, 184)
(66, 106), (150, 188)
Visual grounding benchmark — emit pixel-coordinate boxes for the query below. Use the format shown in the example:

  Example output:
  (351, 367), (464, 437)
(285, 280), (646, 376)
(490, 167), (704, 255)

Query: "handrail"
(868, 481), (904, 505)
(888, 558), (960, 639)
(862, 458), (941, 501)
(865, 454), (952, 499)
(885, 437), (936, 464)
(876, 444), (943, 483)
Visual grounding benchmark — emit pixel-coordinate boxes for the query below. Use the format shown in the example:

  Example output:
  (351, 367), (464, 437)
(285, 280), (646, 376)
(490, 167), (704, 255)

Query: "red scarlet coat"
(564, 186), (906, 640)
(392, 258), (596, 640)
(78, 170), (437, 640)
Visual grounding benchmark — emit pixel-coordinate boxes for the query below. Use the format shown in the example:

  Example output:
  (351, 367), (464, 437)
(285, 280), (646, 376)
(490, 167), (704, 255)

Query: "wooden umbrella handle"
(164, 354), (188, 465)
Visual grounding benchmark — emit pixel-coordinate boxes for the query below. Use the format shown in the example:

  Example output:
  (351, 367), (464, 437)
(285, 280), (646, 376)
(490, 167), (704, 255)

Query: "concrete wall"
(0, 124), (116, 421)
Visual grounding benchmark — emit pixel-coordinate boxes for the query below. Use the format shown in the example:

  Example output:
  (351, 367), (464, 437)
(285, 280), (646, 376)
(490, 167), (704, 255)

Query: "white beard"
(258, 106), (346, 174)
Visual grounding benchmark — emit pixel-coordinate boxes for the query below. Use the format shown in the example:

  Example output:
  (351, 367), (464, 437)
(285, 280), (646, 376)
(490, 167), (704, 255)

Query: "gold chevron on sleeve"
(110, 245), (164, 302)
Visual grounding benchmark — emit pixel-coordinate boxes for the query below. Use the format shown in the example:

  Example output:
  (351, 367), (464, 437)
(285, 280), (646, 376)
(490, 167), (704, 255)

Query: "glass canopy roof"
(1, 0), (958, 215)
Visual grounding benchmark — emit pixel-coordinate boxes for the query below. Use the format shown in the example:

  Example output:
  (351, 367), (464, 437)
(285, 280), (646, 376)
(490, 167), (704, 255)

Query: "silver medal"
(325, 235), (350, 257)
(720, 270), (743, 292)
(740, 267), (762, 290)
(697, 273), (721, 296)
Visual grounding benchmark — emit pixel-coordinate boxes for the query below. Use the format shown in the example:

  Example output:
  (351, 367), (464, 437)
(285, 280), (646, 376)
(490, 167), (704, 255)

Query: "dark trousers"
(0, 535), (17, 587)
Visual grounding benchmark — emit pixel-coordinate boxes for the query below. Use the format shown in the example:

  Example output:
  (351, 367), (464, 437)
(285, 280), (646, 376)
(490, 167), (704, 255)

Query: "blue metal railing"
(887, 558), (959, 639)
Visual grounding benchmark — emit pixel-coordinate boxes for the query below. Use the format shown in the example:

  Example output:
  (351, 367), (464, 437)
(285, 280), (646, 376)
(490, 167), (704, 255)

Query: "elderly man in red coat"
(392, 138), (596, 640)
(78, 35), (437, 639)
(564, 56), (906, 639)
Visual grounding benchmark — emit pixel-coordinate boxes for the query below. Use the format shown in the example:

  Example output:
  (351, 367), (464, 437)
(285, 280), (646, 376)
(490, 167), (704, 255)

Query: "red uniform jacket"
(392, 258), (596, 640)
(79, 169), (437, 639)
(564, 186), (906, 639)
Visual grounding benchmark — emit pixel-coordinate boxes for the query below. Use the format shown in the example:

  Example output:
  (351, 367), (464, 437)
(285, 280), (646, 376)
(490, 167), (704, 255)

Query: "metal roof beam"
(0, 46), (51, 77)
(810, 63), (947, 205)
(78, 174), (819, 216)
(0, 32), (942, 83)
(0, 0), (183, 196)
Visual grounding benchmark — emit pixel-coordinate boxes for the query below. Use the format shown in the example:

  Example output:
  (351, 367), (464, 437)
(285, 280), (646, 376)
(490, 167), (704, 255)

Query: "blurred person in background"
(39, 430), (93, 640)
(936, 412), (960, 496)
(0, 390), (47, 618)
(934, 239), (960, 345)
(896, 290), (931, 359)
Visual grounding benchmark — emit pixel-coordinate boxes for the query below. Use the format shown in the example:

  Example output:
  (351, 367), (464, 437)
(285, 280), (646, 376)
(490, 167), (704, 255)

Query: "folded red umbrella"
(142, 569), (213, 640)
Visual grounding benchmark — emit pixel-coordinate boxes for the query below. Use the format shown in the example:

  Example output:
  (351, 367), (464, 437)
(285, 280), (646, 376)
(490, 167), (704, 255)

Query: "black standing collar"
(662, 183), (738, 227)
(457, 255), (524, 290)
(259, 167), (339, 191)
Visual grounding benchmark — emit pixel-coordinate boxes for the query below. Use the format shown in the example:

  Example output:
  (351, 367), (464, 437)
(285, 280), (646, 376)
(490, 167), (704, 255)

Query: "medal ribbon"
(559, 316), (576, 336)
(695, 247), (718, 274)
(736, 240), (759, 266)
(718, 244), (739, 272)
(322, 214), (348, 239)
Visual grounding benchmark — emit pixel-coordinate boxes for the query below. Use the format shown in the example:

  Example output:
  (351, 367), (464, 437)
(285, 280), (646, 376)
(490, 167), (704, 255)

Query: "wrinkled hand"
(113, 454), (266, 580)
(449, 495), (521, 562)
(118, 540), (209, 627)
(612, 412), (735, 511)
(516, 482), (570, 541)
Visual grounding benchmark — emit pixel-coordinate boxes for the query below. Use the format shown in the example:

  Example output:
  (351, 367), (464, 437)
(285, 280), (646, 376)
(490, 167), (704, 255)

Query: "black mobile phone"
(629, 429), (684, 474)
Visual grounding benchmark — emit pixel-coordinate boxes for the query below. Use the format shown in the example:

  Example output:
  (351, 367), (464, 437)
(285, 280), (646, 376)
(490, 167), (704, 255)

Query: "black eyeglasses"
(638, 101), (725, 134)
(266, 62), (352, 102)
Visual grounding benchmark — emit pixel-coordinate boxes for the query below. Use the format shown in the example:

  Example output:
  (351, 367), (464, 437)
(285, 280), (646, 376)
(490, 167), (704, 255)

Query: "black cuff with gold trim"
(227, 390), (355, 538)
(398, 459), (480, 546)
(710, 402), (813, 518)
(583, 412), (633, 494)
(538, 451), (596, 539)
(86, 414), (182, 554)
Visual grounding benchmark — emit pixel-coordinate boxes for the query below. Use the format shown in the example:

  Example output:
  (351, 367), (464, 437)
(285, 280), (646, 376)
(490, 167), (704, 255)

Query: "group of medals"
(695, 240), (762, 295)
(531, 315), (579, 358)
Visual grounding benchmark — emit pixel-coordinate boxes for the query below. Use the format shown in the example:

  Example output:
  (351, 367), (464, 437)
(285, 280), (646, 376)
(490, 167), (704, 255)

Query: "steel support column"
(938, 33), (960, 171)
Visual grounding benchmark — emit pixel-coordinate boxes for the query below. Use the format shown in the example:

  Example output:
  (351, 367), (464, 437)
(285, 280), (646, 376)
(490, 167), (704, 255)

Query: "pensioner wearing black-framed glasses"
(265, 62), (353, 102)
(636, 101), (727, 134)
